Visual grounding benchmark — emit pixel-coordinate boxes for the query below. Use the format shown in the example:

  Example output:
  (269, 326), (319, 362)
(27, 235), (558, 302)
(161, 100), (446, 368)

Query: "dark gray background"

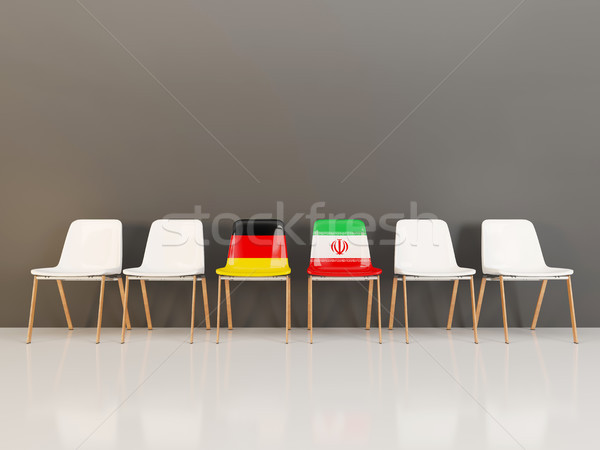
(2, 0), (598, 329)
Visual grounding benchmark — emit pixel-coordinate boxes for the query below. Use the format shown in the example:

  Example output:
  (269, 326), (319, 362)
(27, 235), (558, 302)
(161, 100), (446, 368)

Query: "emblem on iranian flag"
(330, 239), (349, 255)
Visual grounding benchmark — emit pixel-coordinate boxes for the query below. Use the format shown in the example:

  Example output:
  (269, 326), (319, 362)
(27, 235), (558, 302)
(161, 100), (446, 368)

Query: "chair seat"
(216, 264), (291, 277)
(307, 264), (382, 277)
(123, 266), (203, 277)
(485, 266), (573, 278)
(395, 266), (476, 278)
(31, 267), (119, 277)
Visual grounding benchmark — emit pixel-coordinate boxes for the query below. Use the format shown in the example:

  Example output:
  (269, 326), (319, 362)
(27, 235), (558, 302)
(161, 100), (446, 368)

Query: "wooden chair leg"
(121, 276), (130, 343)
(140, 280), (153, 330)
(224, 280), (232, 330)
(376, 276), (382, 344)
(499, 276), (509, 344)
(567, 276), (578, 344)
(56, 280), (73, 330)
(366, 279), (373, 330)
(475, 278), (487, 328)
(308, 276), (313, 344)
(446, 280), (459, 330)
(95, 276), (106, 344)
(285, 276), (290, 344)
(117, 277), (131, 330)
(531, 280), (548, 330)
(216, 276), (222, 344)
(470, 277), (479, 344)
(26, 277), (39, 344)
(201, 277), (210, 330)
(389, 277), (398, 329)
(286, 276), (291, 330)
(403, 276), (409, 344)
(190, 276), (197, 344)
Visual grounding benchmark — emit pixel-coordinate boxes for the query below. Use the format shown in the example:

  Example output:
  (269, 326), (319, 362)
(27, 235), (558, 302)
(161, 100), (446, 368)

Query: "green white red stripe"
(309, 219), (371, 264)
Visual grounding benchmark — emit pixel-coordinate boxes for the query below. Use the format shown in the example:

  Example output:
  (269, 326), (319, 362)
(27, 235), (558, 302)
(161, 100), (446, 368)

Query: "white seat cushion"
(31, 267), (119, 277)
(395, 266), (476, 277)
(123, 266), (203, 277)
(485, 266), (573, 277)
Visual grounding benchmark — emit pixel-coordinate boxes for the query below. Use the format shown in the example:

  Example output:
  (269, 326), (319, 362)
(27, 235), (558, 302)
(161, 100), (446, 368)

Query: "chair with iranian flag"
(307, 219), (382, 344)
(215, 219), (291, 344)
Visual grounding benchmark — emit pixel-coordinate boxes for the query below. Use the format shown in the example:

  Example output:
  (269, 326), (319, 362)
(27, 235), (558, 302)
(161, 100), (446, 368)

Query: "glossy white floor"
(1, 327), (595, 450)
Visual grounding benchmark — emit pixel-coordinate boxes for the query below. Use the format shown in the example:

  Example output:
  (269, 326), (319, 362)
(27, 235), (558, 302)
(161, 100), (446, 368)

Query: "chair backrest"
(482, 219), (546, 274)
(309, 219), (374, 270)
(57, 219), (122, 274)
(140, 219), (205, 273)
(225, 219), (289, 269)
(394, 219), (459, 273)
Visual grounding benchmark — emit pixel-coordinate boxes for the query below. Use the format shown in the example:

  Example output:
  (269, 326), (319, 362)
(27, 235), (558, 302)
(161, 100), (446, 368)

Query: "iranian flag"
(309, 219), (372, 271)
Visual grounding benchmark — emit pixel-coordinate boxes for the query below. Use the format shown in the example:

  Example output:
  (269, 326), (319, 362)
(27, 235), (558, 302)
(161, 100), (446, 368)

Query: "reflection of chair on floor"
(307, 219), (382, 344)
(389, 220), (478, 344)
(27, 219), (130, 344)
(476, 219), (578, 344)
(216, 219), (291, 344)
(120, 219), (209, 344)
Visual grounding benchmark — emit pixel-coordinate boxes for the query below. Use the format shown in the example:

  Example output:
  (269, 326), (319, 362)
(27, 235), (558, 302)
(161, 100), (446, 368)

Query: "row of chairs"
(27, 218), (577, 345)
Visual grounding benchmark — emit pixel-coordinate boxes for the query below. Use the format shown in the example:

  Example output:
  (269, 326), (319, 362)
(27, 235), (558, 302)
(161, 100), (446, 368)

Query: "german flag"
(216, 219), (291, 276)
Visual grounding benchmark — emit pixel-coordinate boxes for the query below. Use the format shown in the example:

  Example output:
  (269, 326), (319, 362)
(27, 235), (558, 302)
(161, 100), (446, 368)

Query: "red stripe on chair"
(227, 235), (288, 259)
(307, 258), (382, 276)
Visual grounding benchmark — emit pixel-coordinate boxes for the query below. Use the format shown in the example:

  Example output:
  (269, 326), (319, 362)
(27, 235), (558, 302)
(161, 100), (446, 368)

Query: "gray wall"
(2, 0), (598, 328)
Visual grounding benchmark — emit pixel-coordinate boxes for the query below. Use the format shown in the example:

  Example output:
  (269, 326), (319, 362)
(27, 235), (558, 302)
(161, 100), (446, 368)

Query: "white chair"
(120, 219), (209, 344)
(27, 219), (130, 344)
(476, 219), (578, 343)
(389, 220), (479, 344)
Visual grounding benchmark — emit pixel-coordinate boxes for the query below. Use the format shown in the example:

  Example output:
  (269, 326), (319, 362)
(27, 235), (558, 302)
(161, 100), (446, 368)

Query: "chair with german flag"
(215, 219), (292, 343)
(307, 219), (382, 344)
